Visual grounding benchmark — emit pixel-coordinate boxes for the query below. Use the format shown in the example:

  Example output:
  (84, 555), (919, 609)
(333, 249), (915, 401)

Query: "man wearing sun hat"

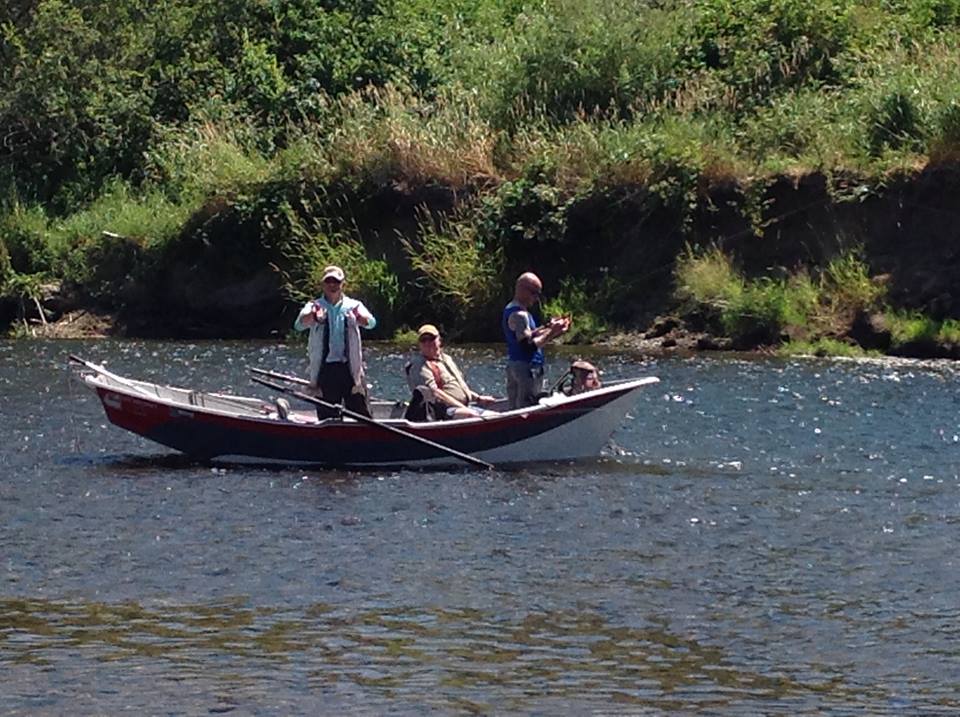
(405, 323), (497, 420)
(294, 265), (377, 418)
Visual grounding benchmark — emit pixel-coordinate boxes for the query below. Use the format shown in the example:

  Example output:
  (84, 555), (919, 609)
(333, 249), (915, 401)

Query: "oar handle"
(251, 376), (494, 470)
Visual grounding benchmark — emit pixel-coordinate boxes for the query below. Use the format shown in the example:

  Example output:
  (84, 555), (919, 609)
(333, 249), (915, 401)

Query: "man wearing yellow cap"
(407, 324), (497, 419)
(294, 265), (376, 418)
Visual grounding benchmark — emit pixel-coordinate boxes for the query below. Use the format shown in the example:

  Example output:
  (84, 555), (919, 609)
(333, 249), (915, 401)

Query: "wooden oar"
(250, 375), (494, 470)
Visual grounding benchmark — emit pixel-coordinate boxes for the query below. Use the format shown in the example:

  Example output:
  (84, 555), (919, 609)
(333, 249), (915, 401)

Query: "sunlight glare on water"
(3, 340), (960, 714)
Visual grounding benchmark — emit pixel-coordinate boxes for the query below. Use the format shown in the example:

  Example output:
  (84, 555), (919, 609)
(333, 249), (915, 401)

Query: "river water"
(2, 339), (960, 715)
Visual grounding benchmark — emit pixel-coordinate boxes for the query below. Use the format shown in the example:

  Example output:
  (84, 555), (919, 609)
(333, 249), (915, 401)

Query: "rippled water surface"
(3, 339), (960, 714)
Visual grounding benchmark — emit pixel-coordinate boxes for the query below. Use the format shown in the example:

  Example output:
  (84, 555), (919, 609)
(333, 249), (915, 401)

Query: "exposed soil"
(12, 163), (960, 358)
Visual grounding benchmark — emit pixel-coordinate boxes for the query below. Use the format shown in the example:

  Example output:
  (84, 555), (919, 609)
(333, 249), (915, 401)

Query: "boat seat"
(403, 386), (442, 422)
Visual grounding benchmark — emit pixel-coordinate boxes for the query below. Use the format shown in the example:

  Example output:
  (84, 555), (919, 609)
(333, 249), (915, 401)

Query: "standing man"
(294, 265), (376, 419)
(502, 272), (571, 409)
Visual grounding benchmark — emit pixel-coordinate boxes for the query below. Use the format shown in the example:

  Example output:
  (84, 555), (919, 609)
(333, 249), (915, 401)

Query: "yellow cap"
(417, 323), (440, 338)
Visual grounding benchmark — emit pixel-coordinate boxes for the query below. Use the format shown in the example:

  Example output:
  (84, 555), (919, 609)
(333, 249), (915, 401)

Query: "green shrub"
(323, 85), (498, 189)
(720, 278), (789, 344)
(0, 238), (12, 291)
(479, 177), (570, 249)
(683, 0), (854, 110)
(931, 100), (960, 159)
(938, 318), (960, 343)
(143, 121), (273, 200)
(460, 0), (683, 129)
(540, 277), (608, 344)
(0, 203), (55, 274)
(868, 89), (925, 155)
(885, 310), (960, 346)
(780, 337), (871, 357)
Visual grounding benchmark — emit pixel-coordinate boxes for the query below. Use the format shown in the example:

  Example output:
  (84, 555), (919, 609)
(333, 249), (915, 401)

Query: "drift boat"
(70, 356), (659, 468)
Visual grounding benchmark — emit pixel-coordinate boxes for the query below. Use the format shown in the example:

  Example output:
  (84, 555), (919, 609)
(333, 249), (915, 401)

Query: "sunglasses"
(323, 278), (343, 285)
(418, 335), (439, 342)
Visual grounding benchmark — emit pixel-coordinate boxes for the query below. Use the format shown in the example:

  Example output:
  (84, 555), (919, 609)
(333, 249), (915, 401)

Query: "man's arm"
(352, 301), (377, 329)
(509, 310), (568, 349)
(294, 301), (322, 331)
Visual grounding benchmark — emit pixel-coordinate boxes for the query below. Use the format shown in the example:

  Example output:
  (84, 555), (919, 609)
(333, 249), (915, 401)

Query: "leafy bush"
(462, 0), (683, 128)
(683, 0), (854, 110)
(884, 310), (960, 346)
(540, 277), (609, 344)
(675, 246), (879, 347)
(143, 121), (273, 200)
(930, 100), (960, 159)
(0, 238), (12, 291)
(674, 245), (743, 311)
(479, 176), (570, 249)
(0, 203), (55, 274)
(324, 85), (498, 189)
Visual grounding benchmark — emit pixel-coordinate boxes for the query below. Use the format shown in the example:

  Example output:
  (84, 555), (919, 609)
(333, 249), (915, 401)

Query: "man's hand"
(475, 394), (497, 405)
(352, 305), (369, 327)
(548, 316), (571, 337)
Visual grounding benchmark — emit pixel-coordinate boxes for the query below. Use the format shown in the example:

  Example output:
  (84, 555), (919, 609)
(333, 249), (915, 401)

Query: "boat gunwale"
(78, 369), (659, 433)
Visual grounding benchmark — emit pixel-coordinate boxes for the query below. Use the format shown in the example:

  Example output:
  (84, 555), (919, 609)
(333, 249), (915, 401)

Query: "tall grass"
(675, 246), (884, 347)
(401, 206), (503, 328)
(143, 121), (274, 201)
(324, 85), (499, 189)
(282, 208), (399, 313)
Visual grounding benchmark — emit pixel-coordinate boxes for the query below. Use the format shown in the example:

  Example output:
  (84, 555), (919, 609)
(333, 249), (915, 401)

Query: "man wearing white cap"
(294, 265), (377, 418)
(406, 323), (496, 419)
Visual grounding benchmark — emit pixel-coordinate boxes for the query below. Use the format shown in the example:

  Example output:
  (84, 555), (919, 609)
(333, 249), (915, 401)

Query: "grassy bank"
(2, 1), (960, 352)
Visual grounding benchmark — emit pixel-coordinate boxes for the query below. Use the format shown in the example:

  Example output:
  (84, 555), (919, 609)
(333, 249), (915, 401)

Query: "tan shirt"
(407, 352), (475, 405)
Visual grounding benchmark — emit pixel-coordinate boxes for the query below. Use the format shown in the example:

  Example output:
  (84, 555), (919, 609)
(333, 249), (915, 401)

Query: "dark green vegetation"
(2, 0), (960, 354)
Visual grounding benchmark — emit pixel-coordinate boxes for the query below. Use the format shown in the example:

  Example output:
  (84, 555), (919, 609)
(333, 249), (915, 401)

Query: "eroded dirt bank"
(7, 163), (960, 356)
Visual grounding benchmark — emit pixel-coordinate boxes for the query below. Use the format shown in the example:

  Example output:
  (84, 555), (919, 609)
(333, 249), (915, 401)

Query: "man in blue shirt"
(294, 265), (377, 419)
(502, 272), (570, 409)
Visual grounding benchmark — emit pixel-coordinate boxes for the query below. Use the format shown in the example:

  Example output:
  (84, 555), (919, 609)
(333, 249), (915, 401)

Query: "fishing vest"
(502, 302), (544, 365)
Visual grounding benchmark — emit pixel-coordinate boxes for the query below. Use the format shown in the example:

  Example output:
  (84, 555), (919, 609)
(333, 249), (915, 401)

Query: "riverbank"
(7, 162), (960, 362)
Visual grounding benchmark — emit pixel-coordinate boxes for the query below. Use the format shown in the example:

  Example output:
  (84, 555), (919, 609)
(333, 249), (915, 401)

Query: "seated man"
(406, 324), (497, 420)
(568, 359), (602, 395)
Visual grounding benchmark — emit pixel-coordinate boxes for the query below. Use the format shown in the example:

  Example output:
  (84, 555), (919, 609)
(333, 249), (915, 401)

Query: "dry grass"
(325, 85), (499, 189)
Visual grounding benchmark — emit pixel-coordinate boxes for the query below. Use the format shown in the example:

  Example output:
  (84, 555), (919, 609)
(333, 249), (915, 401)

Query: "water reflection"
(3, 597), (876, 711)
